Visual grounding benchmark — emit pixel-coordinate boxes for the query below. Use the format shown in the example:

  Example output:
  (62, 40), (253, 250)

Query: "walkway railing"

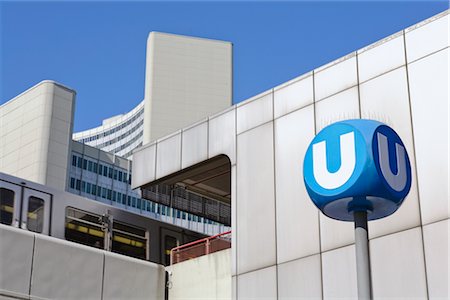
(170, 231), (231, 265)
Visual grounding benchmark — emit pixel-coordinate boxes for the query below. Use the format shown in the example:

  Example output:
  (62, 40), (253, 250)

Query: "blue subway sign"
(303, 119), (412, 221)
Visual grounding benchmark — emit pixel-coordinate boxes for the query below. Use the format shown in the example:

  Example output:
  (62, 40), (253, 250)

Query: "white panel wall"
(0, 225), (34, 299)
(156, 132), (181, 178)
(273, 72), (313, 119)
(314, 54), (358, 101)
(358, 32), (405, 83)
(370, 227), (428, 299)
(237, 122), (276, 274)
(277, 255), (322, 299)
(408, 48), (450, 224)
(322, 245), (357, 299)
(237, 91), (273, 134)
(208, 107), (236, 165)
(30, 234), (104, 299)
(422, 219), (449, 299)
(0, 224), (167, 300)
(103, 252), (165, 300)
(237, 266), (277, 299)
(405, 12), (449, 63)
(275, 106), (320, 263)
(131, 142), (156, 188)
(181, 120), (208, 169)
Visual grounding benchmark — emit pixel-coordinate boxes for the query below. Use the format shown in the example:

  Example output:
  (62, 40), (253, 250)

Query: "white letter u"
(312, 132), (356, 189)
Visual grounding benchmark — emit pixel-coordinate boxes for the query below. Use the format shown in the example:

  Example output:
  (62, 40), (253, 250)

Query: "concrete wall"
(143, 32), (232, 143)
(133, 10), (449, 299)
(167, 249), (231, 300)
(0, 81), (75, 190)
(0, 224), (166, 300)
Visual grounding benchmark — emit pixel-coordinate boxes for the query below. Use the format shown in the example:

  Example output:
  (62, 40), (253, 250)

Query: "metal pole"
(354, 211), (372, 300)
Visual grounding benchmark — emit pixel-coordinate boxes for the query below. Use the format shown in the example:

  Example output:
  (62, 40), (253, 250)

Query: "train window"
(65, 207), (104, 250)
(112, 221), (147, 260)
(164, 236), (178, 265)
(27, 196), (45, 233)
(0, 188), (14, 225)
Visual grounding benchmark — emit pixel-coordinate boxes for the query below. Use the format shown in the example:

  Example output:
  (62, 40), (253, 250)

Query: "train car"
(0, 172), (206, 266)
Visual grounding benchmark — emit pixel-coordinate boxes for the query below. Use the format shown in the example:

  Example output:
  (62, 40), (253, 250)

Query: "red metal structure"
(170, 231), (231, 265)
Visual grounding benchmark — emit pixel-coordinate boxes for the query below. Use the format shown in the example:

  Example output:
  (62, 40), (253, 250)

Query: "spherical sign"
(303, 119), (412, 221)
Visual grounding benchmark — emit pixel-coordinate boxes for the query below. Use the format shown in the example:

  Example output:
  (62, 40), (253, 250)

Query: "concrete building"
(132, 10), (449, 299)
(1, 32), (233, 234)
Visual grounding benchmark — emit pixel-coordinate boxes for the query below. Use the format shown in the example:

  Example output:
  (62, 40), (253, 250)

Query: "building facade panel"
(321, 244), (358, 299)
(207, 108), (236, 165)
(156, 131), (182, 179)
(370, 227), (428, 299)
(237, 265), (277, 300)
(405, 11), (449, 63)
(422, 219), (449, 299)
(181, 120), (208, 169)
(314, 54), (358, 101)
(236, 122), (276, 274)
(274, 105), (320, 264)
(277, 254), (323, 299)
(273, 72), (313, 119)
(236, 90), (273, 134)
(408, 48), (450, 224)
(357, 32), (406, 83)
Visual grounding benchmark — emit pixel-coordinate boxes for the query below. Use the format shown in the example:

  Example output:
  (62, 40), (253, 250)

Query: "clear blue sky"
(1, 1), (448, 132)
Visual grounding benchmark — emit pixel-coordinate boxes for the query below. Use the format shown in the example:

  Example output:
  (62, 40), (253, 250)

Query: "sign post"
(303, 120), (412, 300)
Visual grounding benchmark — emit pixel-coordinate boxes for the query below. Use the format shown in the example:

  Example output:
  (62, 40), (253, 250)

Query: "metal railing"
(170, 231), (231, 265)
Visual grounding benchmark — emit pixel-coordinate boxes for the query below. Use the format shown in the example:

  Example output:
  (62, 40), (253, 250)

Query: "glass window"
(123, 172), (127, 182)
(77, 157), (83, 168)
(164, 236), (178, 266)
(93, 162), (98, 173)
(91, 184), (97, 195)
(98, 164), (103, 175)
(137, 199), (141, 209)
(122, 194), (126, 204)
(113, 170), (118, 180)
(118, 171), (122, 182)
(108, 168), (113, 179)
(112, 221), (147, 260)
(102, 187), (107, 198)
(97, 186), (101, 197)
(83, 159), (87, 170)
(76, 179), (81, 191)
(88, 161), (93, 172)
(0, 188), (14, 225)
(81, 181), (86, 192)
(112, 191), (117, 202)
(107, 189), (112, 200)
(65, 207), (104, 250)
(103, 166), (108, 177)
(86, 182), (92, 194)
(72, 155), (77, 167)
(27, 196), (45, 233)
(70, 177), (75, 189)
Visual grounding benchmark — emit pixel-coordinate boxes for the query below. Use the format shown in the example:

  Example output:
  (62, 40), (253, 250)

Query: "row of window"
(94, 119), (144, 149)
(80, 108), (144, 143)
(110, 130), (143, 154)
(121, 141), (143, 158)
(71, 154), (131, 183)
(69, 177), (218, 225)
